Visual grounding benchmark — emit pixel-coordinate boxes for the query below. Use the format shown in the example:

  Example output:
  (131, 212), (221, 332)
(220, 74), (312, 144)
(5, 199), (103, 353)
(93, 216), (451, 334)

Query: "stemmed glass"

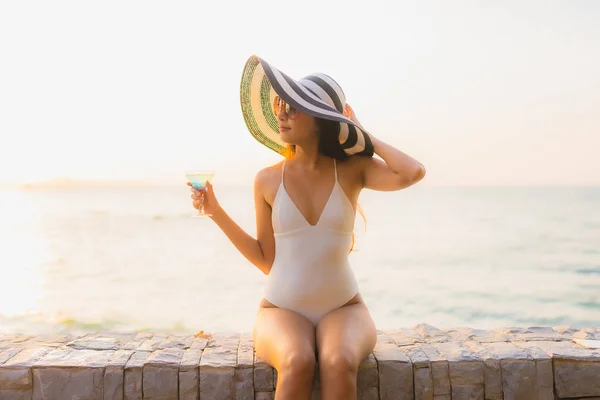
(185, 170), (215, 217)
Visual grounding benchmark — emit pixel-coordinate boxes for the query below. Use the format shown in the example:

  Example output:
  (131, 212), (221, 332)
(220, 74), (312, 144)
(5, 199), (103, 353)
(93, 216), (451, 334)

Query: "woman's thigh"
(315, 302), (377, 365)
(253, 306), (317, 370)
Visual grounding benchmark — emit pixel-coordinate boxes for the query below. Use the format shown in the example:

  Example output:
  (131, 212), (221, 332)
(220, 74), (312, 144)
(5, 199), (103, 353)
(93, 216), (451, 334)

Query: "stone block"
(179, 369), (198, 400)
(463, 340), (504, 400)
(32, 367), (104, 400)
(501, 359), (538, 400)
(432, 341), (484, 399)
(104, 349), (134, 400)
(0, 346), (53, 391)
(237, 337), (254, 368)
(143, 348), (184, 399)
(124, 351), (151, 400)
(448, 361), (484, 399)
(430, 360), (450, 397)
(372, 342), (412, 400)
(236, 335), (255, 400)
(534, 340), (600, 398)
(535, 359), (554, 400)
(200, 338), (238, 399)
(420, 344), (450, 397)
(178, 337), (208, 400)
(553, 359), (600, 398)
(235, 367), (254, 400)
(358, 352), (378, 388)
(253, 355), (274, 392)
(200, 366), (235, 399)
(414, 366), (434, 400)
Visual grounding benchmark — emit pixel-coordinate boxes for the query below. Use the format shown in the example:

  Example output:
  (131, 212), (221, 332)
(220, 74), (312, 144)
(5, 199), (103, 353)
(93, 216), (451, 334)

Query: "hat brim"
(240, 55), (373, 157)
(240, 56), (285, 155)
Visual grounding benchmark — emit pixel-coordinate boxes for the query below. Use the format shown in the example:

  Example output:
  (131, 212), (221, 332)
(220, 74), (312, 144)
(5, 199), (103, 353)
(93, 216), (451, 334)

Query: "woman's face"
(273, 96), (317, 145)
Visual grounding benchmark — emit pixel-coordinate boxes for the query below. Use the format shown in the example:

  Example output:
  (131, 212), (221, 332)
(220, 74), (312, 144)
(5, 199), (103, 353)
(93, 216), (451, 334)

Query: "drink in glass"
(185, 170), (215, 217)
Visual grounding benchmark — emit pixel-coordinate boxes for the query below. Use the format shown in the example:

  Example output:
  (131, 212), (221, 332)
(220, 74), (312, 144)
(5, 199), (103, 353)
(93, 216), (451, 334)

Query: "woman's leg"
(253, 306), (317, 400)
(315, 302), (377, 400)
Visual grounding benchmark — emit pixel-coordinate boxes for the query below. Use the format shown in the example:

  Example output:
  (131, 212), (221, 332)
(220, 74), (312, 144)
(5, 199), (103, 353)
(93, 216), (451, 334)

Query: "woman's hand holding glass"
(187, 180), (221, 218)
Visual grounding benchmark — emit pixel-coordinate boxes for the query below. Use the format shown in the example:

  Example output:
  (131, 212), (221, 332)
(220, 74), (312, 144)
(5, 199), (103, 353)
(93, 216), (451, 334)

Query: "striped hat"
(240, 55), (374, 157)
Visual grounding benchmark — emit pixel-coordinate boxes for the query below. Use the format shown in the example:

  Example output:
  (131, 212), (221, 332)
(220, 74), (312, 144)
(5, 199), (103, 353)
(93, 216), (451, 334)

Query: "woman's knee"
(318, 351), (359, 376)
(279, 350), (317, 376)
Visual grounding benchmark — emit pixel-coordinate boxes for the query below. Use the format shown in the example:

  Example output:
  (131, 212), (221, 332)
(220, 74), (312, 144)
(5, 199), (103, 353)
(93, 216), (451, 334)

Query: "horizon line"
(1, 178), (598, 190)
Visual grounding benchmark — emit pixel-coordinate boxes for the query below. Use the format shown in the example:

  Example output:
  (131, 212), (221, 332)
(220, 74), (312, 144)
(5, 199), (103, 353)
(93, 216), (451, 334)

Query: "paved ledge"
(1, 324), (599, 399)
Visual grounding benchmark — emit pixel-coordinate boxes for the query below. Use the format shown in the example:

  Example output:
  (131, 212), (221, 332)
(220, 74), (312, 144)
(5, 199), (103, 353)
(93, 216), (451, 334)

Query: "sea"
(0, 184), (599, 336)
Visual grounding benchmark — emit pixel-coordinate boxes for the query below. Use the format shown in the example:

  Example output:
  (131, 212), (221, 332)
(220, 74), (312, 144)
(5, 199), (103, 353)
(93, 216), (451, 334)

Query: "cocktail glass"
(185, 170), (215, 217)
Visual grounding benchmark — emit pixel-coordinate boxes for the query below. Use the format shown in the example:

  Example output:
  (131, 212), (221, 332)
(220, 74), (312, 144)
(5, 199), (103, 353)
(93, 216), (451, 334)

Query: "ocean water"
(0, 185), (599, 336)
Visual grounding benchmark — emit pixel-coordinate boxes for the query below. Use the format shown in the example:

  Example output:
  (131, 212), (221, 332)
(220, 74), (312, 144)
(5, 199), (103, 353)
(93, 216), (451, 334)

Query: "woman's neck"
(289, 146), (326, 170)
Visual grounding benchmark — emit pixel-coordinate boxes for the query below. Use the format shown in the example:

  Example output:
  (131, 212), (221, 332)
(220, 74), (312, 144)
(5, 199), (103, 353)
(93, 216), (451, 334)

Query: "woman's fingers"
(190, 190), (205, 201)
(187, 182), (209, 211)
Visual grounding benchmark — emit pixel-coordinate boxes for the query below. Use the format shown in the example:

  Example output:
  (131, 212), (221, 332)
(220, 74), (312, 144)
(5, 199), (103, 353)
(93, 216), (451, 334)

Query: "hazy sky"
(1, 0), (599, 187)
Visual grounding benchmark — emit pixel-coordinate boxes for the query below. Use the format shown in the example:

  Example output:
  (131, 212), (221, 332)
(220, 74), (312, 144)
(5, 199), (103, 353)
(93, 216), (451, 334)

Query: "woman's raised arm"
(344, 104), (426, 191)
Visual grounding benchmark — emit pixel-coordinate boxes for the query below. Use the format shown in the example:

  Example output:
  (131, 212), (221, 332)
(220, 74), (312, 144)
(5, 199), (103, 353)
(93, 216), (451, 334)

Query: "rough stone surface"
(0, 347), (52, 391)
(254, 354), (275, 392)
(143, 347), (184, 399)
(0, 326), (597, 399)
(236, 334), (255, 400)
(200, 336), (238, 399)
(32, 367), (104, 400)
(358, 352), (378, 388)
(124, 350), (151, 400)
(179, 337), (208, 400)
(104, 349), (133, 400)
(373, 339), (413, 400)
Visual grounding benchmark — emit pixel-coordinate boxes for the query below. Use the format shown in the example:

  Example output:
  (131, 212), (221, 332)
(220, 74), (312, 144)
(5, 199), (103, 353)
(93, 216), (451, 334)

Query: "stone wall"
(1, 324), (599, 399)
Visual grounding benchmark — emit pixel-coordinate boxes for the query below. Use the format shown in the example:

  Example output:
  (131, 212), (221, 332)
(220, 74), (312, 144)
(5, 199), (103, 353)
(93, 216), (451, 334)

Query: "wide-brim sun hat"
(240, 55), (374, 158)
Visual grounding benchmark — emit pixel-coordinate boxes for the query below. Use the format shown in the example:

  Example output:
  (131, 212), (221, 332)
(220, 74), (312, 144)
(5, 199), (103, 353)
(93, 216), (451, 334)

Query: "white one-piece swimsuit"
(263, 158), (360, 325)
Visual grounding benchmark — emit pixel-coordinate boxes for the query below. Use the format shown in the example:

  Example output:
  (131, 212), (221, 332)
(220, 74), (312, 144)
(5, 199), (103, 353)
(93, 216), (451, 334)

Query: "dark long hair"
(284, 117), (366, 252)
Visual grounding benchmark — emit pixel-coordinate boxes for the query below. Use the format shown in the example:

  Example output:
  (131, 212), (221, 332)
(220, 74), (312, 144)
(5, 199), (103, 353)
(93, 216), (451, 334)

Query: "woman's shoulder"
(254, 160), (284, 188)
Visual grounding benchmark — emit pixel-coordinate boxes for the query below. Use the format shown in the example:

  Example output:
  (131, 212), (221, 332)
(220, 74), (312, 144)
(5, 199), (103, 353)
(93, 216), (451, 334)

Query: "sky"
(1, 0), (599, 187)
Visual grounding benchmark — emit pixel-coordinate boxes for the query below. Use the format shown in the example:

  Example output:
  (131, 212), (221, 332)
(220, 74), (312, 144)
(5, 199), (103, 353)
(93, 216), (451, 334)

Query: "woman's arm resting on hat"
(208, 169), (275, 275)
(344, 104), (425, 191)
(361, 135), (426, 191)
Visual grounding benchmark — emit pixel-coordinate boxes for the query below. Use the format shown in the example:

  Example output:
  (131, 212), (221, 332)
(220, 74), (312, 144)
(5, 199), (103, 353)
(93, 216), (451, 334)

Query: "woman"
(188, 56), (426, 400)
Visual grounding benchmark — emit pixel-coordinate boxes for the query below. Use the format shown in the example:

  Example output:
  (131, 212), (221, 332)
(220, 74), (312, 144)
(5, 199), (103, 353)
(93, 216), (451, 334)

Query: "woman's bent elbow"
(253, 255), (273, 275)
(411, 164), (426, 183)
(256, 261), (272, 275)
